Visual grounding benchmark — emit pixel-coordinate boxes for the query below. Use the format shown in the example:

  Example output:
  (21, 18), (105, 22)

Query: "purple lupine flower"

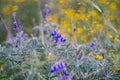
(43, 4), (50, 14)
(12, 11), (23, 31)
(13, 17), (17, 24)
(56, 33), (61, 38)
(60, 62), (66, 70)
(51, 29), (66, 43)
(8, 11), (25, 48)
(60, 71), (69, 80)
(90, 38), (97, 52)
(51, 29), (57, 36)
(50, 62), (67, 73)
(61, 37), (66, 43)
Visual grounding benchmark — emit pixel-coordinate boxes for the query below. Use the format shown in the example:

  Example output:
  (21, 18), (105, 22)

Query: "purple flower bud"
(61, 37), (66, 43)
(12, 11), (16, 17)
(13, 25), (17, 30)
(13, 18), (17, 24)
(43, 4), (50, 13)
(18, 23), (22, 29)
(54, 37), (59, 43)
(50, 66), (55, 73)
(60, 62), (66, 70)
(44, 13), (50, 19)
(90, 43), (95, 48)
(64, 71), (69, 76)
(51, 29), (57, 36)
(56, 33), (61, 38)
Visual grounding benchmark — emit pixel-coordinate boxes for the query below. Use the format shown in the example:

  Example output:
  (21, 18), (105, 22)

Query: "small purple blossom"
(7, 11), (25, 48)
(60, 71), (69, 80)
(43, 4), (50, 14)
(90, 38), (97, 52)
(51, 29), (66, 43)
(43, 4), (50, 20)
(12, 11), (22, 31)
(50, 62), (67, 73)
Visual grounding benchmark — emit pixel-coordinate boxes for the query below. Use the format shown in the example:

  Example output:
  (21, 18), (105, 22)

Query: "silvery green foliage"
(0, 24), (120, 80)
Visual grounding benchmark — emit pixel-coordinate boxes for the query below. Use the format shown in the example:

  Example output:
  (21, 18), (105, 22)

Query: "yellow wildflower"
(92, 24), (103, 31)
(109, 2), (116, 11)
(79, 14), (87, 21)
(115, 67), (120, 73)
(95, 54), (103, 60)
(2, 6), (11, 15)
(78, 8), (85, 13)
(68, 27), (72, 34)
(80, 35), (87, 42)
(61, 18), (70, 27)
(99, 0), (107, 4)
(107, 31), (113, 38)
(58, 0), (71, 5)
(114, 35), (120, 42)
(58, 27), (65, 35)
(109, 16), (115, 21)
(12, 5), (19, 11)
(76, 27), (83, 34)
(62, 9), (75, 19)
(88, 10), (98, 17)
(48, 14), (57, 23)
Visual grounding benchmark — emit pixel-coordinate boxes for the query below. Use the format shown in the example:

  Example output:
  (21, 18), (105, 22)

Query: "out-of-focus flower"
(99, 0), (107, 4)
(12, 12), (22, 31)
(43, 4), (50, 14)
(61, 18), (70, 28)
(58, 0), (71, 5)
(79, 14), (88, 21)
(48, 14), (57, 23)
(107, 31), (113, 38)
(80, 35), (87, 42)
(60, 71), (69, 80)
(88, 10), (98, 17)
(109, 16), (115, 21)
(2, 5), (12, 15)
(6, 11), (25, 48)
(90, 38), (97, 52)
(77, 7), (85, 13)
(109, 2), (116, 11)
(76, 27), (83, 34)
(12, 5), (19, 11)
(43, 4), (50, 20)
(95, 54), (103, 60)
(114, 67), (120, 73)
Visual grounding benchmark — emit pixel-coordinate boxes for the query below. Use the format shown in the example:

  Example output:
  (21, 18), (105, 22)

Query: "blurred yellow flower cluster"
(95, 54), (103, 60)
(114, 67), (120, 73)
(2, 4), (19, 15)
